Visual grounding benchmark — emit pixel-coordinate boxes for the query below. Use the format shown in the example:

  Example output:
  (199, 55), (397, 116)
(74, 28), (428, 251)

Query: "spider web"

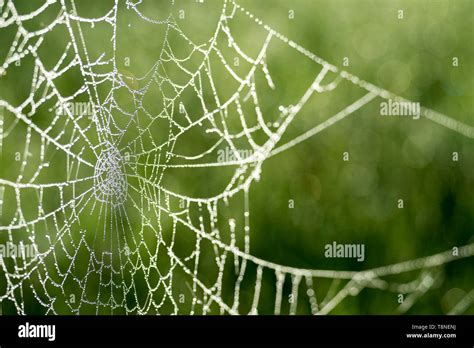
(0, 0), (473, 315)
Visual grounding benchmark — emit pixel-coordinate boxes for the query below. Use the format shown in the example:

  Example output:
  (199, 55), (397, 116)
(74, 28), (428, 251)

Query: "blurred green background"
(0, 0), (473, 315)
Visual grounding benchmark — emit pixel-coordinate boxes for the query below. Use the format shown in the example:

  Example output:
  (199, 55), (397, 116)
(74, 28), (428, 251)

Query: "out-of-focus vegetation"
(0, 0), (472, 315)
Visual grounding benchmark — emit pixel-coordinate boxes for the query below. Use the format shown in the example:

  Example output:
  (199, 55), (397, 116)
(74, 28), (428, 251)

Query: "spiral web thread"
(0, 0), (473, 315)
